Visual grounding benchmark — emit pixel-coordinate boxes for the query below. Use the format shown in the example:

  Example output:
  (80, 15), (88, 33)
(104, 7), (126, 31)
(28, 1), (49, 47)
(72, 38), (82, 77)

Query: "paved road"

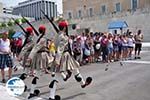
(0, 43), (150, 100)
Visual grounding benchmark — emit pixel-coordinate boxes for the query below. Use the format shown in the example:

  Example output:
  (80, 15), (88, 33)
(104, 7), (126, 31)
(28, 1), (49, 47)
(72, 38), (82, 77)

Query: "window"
(68, 12), (72, 19)
(131, 0), (138, 10)
(89, 8), (93, 17)
(78, 10), (82, 18)
(101, 5), (106, 14)
(116, 3), (121, 12)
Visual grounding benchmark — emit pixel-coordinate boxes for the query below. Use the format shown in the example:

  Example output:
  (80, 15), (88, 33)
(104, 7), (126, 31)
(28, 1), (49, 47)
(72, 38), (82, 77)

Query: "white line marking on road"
(142, 42), (150, 47)
(123, 60), (150, 64)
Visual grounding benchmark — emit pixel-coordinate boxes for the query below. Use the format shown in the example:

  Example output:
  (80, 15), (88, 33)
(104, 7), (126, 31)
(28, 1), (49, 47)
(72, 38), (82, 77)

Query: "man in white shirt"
(0, 32), (13, 83)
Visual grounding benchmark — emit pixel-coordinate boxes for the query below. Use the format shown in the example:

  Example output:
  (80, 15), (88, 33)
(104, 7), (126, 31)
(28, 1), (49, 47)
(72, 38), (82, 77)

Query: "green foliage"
(1, 22), (7, 27)
(7, 20), (14, 26)
(0, 23), (2, 28)
(8, 29), (16, 39)
(15, 19), (20, 24)
(21, 18), (26, 23)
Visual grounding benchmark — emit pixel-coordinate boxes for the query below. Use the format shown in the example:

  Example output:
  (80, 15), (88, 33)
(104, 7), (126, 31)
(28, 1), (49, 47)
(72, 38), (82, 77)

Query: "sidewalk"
(0, 84), (20, 100)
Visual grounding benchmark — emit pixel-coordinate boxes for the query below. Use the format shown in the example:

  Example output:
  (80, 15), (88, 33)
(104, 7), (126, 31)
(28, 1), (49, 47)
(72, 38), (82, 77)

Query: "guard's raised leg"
(73, 68), (92, 88)
(28, 76), (40, 99)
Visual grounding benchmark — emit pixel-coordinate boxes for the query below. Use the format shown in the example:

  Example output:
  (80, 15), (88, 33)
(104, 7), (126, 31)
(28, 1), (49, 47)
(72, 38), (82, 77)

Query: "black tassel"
(49, 80), (58, 88)
(32, 77), (39, 84)
(19, 73), (27, 80)
(75, 74), (82, 82)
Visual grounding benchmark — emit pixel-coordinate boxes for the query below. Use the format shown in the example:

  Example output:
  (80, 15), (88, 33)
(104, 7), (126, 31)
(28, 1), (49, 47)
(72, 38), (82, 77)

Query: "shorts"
(113, 46), (119, 52)
(0, 54), (13, 69)
(135, 44), (142, 51)
(128, 46), (134, 49)
(118, 46), (122, 54)
(108, 47), (113, 54)
(122, 46), (128, 51)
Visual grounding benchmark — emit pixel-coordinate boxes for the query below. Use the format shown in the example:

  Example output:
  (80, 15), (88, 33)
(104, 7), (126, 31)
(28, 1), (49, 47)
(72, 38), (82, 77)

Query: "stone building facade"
(63, 0), (150, 19)
(0, 2), (3, 14)
(63, 0), (150, 42)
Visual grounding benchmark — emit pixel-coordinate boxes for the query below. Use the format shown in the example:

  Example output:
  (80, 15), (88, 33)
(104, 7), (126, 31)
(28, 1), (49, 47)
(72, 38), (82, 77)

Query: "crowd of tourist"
(48, 29), (143, 66)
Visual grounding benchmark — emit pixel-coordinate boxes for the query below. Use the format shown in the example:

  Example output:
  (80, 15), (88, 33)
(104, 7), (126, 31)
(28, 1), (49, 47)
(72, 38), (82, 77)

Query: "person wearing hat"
(27, 25), (55, 99)
(54, 20), (92, 88)
(28, 25), (51, 74)
(18, 27), (35, 76)
(0, 32), (13, 83)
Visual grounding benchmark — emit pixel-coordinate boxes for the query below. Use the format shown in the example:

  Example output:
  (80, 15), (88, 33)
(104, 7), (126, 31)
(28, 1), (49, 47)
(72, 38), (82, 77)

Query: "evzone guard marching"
(47, 20), (93, 99)
(18, 27), (35, 76)
(18, 25), (58, 99)
(23, 25), (59, 99)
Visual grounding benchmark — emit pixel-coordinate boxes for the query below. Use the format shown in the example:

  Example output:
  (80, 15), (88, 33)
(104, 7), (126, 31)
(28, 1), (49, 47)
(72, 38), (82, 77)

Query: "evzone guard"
(48, 20), (93, 99)
(18, 26), (35, 91)
(25, 25), (60, 99)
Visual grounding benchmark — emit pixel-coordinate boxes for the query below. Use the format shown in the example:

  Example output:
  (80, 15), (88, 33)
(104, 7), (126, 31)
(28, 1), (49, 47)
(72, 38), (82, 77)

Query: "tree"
(0, 23), (2, 29)
(1, 22), (7, 27)
(7, 20), (14, 26)
(21, 18), (26, 23)
(8, 29), (15, 39)
(15, 19), (20, 24)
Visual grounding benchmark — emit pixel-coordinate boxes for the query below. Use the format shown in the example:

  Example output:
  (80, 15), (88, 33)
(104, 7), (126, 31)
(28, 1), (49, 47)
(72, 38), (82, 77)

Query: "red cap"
(26, 27), (33, 33)
(58, 20), (68, 28)
(39, 25), (46, 32)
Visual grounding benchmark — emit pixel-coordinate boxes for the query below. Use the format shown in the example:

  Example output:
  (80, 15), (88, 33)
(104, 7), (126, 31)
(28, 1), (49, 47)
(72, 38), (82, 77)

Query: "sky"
(0, 0), (63, 14)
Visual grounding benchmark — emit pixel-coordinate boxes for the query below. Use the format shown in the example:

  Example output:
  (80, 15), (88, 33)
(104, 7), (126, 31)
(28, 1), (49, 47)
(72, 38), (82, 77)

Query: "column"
(36, 2), (38, 20)
(46, 1), (49, 18)
(53, 2), (55, 17)
(34, 3), (37, 20)
(37, 1), (40, 20)
(49, 2), (52, 18)
(51, 2), (54, 17)
(45, 1), (47, 15)
(39, 1), (42, 19)
(55, 4), (57, 17)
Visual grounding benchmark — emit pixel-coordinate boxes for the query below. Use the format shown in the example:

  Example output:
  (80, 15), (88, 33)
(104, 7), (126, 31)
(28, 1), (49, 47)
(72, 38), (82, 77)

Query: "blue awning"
(12, 32), (23, 38)
(108, 21), (128, 29)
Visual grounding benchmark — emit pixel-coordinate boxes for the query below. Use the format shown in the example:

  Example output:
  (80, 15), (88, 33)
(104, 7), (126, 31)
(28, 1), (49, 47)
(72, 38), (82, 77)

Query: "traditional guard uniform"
(53, 21), (92, 93)
(18, 27), (35, 74)
(27, 25), (54, 99)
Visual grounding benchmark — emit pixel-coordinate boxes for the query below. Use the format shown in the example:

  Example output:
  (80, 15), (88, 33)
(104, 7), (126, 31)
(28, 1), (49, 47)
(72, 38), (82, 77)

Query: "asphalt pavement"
(0, 43), (150, 100)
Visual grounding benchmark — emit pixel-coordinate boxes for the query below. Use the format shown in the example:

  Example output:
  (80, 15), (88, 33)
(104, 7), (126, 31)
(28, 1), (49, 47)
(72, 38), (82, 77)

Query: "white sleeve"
(28, 38), (46, 60)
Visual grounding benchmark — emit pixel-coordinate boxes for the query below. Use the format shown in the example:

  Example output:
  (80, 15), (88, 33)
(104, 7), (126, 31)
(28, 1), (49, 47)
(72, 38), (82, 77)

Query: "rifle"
(11, 17), (26, 36)
(22, 16), (45, 44)
(22, 16), (39, 36)
(12, 17), (29, 49)
(40, 9), (59, 33)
